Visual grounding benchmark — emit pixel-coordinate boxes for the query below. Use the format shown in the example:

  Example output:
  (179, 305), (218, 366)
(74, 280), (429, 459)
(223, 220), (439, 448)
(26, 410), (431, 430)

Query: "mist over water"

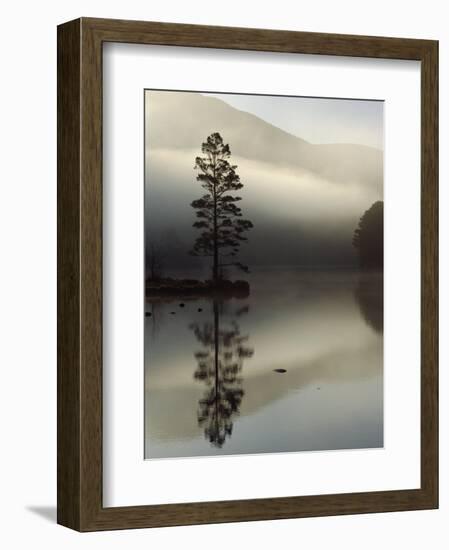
(145, 269), (383, 458)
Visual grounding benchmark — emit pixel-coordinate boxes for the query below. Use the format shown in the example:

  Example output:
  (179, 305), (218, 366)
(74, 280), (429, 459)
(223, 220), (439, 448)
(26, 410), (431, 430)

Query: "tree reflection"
(354, 274), (383, 334)
(190, 300), (253, 448)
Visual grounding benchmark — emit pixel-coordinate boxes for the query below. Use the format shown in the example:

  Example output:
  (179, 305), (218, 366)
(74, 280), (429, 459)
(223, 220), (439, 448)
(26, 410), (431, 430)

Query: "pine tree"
(190, 133), (253, 283)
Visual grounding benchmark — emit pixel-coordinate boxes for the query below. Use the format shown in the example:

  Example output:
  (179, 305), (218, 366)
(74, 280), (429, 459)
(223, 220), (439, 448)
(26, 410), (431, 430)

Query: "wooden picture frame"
(57, 17), (438, 531)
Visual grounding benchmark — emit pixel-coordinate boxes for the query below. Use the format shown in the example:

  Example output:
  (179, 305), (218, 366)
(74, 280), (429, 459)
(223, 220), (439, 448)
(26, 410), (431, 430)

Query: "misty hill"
(147, 92), (382, 192)
(145, 91), (383, 273)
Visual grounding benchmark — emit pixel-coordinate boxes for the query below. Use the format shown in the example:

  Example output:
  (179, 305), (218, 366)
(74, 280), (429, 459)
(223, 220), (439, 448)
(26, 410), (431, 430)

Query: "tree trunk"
(213, 224), (218, 283)
(212, 161), (218, 284)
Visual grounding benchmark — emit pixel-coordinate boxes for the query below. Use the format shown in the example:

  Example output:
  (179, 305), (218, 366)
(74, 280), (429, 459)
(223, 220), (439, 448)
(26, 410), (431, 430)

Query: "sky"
(206, 92), (384, 150)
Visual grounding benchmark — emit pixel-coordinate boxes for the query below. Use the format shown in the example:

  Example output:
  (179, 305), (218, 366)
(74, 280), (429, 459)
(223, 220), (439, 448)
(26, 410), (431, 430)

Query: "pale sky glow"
(206, 92), (383, 150)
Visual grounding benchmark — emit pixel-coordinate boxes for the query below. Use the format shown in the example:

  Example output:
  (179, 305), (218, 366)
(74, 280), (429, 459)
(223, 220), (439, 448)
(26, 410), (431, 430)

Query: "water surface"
(144, 269), (383, 459)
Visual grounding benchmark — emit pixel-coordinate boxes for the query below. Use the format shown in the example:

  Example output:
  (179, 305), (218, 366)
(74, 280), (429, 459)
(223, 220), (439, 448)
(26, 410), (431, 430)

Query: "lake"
(144, 269), (383, 459)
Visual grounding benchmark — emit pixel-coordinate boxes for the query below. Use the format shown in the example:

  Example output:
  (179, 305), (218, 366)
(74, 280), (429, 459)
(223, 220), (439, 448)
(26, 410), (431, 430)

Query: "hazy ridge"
(145, 91), (383, 271)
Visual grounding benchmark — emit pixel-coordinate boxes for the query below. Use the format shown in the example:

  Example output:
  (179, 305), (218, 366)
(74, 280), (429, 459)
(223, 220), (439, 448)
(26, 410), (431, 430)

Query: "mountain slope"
(146, 91), (383, 192)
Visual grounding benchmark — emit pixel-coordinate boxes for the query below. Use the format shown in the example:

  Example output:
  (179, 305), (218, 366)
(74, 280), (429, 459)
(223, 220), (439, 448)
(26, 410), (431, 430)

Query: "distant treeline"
(353, 201), (383, 269)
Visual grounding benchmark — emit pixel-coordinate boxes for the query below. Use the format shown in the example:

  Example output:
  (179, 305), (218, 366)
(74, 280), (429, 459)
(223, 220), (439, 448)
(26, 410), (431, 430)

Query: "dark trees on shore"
(190, 132), (253, 283)
(353, 201), (384, 269)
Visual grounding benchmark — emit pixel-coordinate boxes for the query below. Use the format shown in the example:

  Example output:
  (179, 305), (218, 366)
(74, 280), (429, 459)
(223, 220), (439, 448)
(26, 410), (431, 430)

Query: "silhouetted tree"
(190, 133), (253, 283)
(353, 201), (384, 269)
(190, 301), (253, 447)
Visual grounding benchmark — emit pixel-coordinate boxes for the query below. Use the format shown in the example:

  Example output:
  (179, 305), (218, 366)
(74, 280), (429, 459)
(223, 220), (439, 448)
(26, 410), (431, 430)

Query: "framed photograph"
(57, 17), (438, 531)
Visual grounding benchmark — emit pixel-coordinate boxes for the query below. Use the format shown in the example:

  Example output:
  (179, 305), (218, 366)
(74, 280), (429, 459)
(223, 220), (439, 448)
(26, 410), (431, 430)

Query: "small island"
(146, 277), (250, 299)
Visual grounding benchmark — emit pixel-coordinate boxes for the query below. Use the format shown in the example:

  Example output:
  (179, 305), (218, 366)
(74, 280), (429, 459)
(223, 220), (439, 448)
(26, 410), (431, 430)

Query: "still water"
(144, 269), (383, 459)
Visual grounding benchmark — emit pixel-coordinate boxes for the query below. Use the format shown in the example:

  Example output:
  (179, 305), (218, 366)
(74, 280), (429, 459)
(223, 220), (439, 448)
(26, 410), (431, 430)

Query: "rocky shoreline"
(145, 278), (250, 298)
